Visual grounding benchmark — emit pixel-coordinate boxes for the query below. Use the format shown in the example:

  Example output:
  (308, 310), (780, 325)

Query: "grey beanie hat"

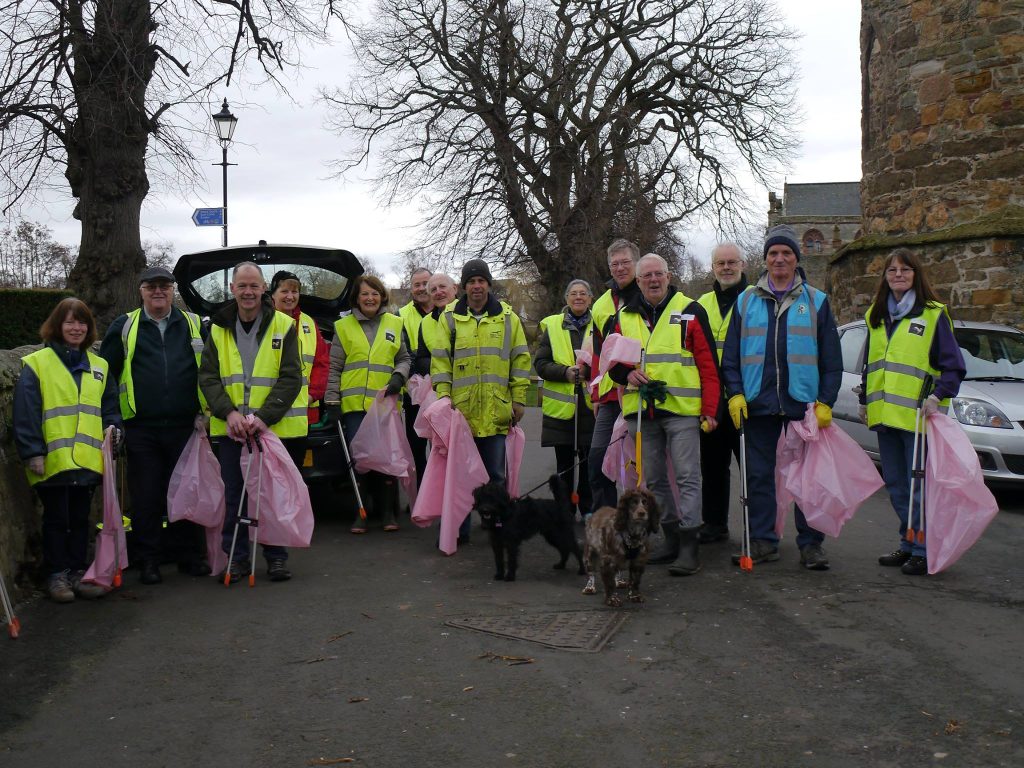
(763, 224), (802, 261)
(460, 258), (493, 287)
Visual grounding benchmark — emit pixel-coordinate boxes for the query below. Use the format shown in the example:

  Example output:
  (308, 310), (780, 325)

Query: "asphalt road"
(2, 409), (1022, 767)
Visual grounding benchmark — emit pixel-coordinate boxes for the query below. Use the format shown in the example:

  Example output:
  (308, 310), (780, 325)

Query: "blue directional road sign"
(192, 207), (225, 227)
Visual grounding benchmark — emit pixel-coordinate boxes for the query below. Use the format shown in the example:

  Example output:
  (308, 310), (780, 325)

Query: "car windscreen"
(191, 264), (350, 305)
(954, 328), (1024, 380)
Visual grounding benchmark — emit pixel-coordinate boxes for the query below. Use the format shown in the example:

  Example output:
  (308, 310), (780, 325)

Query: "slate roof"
(783, 182), (861, 217)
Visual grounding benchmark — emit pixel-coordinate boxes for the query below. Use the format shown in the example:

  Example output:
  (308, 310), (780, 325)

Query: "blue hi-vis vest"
(737, 283), (825, 403)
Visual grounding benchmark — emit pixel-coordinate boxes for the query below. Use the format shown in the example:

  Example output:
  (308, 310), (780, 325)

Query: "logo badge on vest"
(669, 312), (682, 325)
(272, 336), (282, 350)
(797, 304), (807, 315)
(93, 370), (104, 381)
(385, 330), (396, 343)
(909, 322), (926, 337)
(302, 324), (310, 334)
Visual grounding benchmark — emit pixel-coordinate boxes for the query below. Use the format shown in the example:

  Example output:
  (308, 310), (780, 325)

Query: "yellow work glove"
(814, 401), (832, 428)
(728, 395), (747, 430)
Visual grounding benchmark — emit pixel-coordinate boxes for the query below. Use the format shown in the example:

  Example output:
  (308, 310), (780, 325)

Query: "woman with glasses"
(860, 248), (965, 576)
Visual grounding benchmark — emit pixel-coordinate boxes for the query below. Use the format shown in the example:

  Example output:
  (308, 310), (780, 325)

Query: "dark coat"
(534, 308), (596, 448)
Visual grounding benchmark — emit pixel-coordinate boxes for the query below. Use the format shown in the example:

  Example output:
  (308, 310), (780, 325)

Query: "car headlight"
(951, 397), (1014, 429)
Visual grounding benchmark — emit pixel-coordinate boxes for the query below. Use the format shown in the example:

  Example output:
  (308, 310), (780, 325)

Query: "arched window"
(803, 229), (825, 253)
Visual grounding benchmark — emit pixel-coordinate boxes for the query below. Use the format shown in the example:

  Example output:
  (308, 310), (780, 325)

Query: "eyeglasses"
(639, 271), (667, 280)
(609, 260), (633, 269)
(142, 283), (172, 292)
(886, 266), (914, 275)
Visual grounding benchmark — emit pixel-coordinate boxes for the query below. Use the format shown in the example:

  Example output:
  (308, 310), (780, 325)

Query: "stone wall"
(860, 0), (1024, 236)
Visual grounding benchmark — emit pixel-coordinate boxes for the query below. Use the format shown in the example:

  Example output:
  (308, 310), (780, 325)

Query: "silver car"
(833, 319), (1024, 487)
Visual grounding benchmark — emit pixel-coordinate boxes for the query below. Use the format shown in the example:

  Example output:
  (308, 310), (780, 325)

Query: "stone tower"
(829, 0), (1024, 325)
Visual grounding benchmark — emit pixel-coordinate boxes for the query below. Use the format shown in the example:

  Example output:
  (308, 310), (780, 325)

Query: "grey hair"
(232, 261), (265, 282)
(564, 279), (594, 301)
(711, 242), (745, 262)
(606, 238), (640, 263)
(637, 252), (668, 271)
(410, 267), (433, 279)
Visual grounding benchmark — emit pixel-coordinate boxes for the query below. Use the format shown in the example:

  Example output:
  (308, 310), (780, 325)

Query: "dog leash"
(515, 432), (630, 501)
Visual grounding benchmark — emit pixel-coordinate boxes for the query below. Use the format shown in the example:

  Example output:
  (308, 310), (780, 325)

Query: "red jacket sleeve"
(684, 304), (721, 419)
(308, 327), (330, 403)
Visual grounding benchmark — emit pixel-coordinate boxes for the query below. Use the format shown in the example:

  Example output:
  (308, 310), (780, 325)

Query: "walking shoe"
(47, 571), (75, 603)
(581, 575), (596, 595)
(267, 559), (292, 582)
(350, 521), (368, 534)
(731, 540), (780, 565)
(178, 559), (212, 577)
(71, 570), (108, 599)
(223, 559), (250, 585)
(800, 544), (831, 571)
(878, 550), (912, 567)
(901, 555), (928, 576)
(140, 560), (163, 585)
(698, 524), (730, 544)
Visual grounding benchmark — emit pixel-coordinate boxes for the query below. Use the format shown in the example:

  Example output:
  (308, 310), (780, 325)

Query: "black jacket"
(99, 307), (203, 426)
(534, 308), (596, 447)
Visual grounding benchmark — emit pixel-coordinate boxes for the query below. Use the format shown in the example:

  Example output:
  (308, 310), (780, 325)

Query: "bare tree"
(392, 246), (456, 288)
(0, 220), (74, 287)
(324, 0), (797, 316)
(0, 0), (344, 324)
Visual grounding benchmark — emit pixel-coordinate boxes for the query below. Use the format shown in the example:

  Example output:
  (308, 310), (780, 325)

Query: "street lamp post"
(211, 99), (238, 248)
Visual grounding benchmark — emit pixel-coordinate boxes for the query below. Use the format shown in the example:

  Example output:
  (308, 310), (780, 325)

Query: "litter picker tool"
(906, 375), (934, 547)
(247, 431), (265, 587)
(0, 570), (19, 639)
(634, 351), (646, 488)
(738, 416), (753, 572)
(224, 433), (256, 587)
(571, 370), (581, 520)
(337, 417), (367, 521)
(109, 427), (124, 588)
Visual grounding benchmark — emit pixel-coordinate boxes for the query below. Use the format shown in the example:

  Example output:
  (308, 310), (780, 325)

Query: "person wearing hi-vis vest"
(859, 248), (965, 576)
(199, 262), (304, 584)
(534, 279), (596, 518)
(721, 224), (842, 571)
(14, 298), (122, 603)
(413, 273), (459, 378)
(431, 258), (531, 543)
(695, 243), (748, 546)
(323, 274), (411, 534)
(606, 254), (721, 576)
(99, 266), (208, 585)
(398, 267), (434, 488)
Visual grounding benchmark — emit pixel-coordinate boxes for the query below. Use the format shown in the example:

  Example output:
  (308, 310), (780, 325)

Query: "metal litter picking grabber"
(0, 570), (19, 639)
(738, 416), (753, 572)
(571, 370), (581, 520)
(337, 418), (367, 521)
(224, 433), (256, 587)
(906, 375), (935, 547)
(634, 350), (647, 488)
(246, 432), (265, 588)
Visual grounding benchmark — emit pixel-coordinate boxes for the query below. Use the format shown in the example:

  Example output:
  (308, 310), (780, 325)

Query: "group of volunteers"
(13, 222), (966, 604)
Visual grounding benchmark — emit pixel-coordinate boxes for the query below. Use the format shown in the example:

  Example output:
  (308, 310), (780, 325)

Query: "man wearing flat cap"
(431, 259), (531, 541)
(100, 265), (208, 584)
(720, 224), (843, 572)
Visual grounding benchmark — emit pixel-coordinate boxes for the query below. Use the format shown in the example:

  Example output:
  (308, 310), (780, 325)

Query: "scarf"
(565, 308), (591, 333)
(887, 288), (917, 322)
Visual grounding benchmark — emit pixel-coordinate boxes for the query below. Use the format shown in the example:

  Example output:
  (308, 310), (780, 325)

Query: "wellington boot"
(375, 476), (400, 531)
(668, 525), (702, 576)
(648, 523), (681, 565)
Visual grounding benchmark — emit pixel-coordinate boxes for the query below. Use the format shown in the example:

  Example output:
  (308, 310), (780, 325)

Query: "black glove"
(323, 403), (341, 425)
(111, 426), (125, 454)
(384, 373), (405, 397)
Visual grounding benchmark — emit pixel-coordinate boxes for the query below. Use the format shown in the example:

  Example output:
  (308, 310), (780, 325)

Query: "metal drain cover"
(445, 610), (627, 652)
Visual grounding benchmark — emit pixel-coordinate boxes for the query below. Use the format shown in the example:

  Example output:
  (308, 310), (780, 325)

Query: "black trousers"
(698, 414), (741, 529)
(37, 484), (96, 575)
(125, 423), (205, 565)
(555, 444), (592, 515)
(404, 396), (428, 488)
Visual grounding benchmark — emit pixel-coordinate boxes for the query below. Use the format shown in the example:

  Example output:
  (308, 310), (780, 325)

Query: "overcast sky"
(9, 0), (862, 280)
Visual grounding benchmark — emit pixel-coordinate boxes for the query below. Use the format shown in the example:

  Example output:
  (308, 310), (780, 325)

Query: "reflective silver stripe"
(646, 353), (694, 365)
(716, 340), (726, 350)
(865, 360), (885, 374)
(743, 327), (767, 337)
(47, 434), (102, 452)
(510, 344), (529, 357)
(42, 404), (84, 419)
(502, 315), (512, 361)
(789, 355), (818, 366)
(871, 360), (932, 379)
(284, 407), (307, 418)
(789, 325), (816, 337)
(665, 386), (702, 398)
(866, 391), (919, 409)
(222, 374), (246, 386)
(340, 387), (368, 398)
(510, 368), (532, 379)
(455, 346), (503, 359)
(79, 404), (102, 416)
(430, 348), (448, 358)
(741, 355), (764, 366)
(249, 376), (278, 386)
(302, 354), (316, 363)
(367, 363), (394, 373)
(344, 360), (370, 370)
(118, 383), (128, 394)
(432, 373), (452, 384)
(302, 376), (310, 386)
(541, 388), (575, 404)
(453, 374), (508, 387)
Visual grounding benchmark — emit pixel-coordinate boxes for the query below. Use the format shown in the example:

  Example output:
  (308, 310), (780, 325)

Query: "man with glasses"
(588, 239), (642, 514)
(100, 266), (208, 584)
(605, 254), (721, 575)
(721, 225), (842, 571)
(695, 243), (748, 544)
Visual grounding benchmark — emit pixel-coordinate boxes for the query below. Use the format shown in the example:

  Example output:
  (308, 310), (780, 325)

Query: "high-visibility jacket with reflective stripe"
(399, 301), (427, 355)
(295, 311), (317, 409)
(118, 308), (204, 418)
(334, 312), (404, 413)
(736, 284), (825, 403)
(21, 348), (107, 484)
(592, 288), (624, 400)
(209, 311), (308, 438)
(865, 303), (950, 431)
(697, 291), (733, 363)
(539, 313), (592, 420)
(619, 293), (703, 417)
(432, 301), (531, 437)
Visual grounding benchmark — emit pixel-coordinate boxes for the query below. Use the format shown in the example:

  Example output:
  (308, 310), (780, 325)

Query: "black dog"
(471, 474), (586, 582)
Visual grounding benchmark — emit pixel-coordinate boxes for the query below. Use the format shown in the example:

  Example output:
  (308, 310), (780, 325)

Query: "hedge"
(0, 288), (75, 350)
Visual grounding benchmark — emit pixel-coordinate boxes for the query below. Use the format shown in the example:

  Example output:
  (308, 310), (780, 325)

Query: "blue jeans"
(587, 401), (621, 511)
(219, 437), (287, 563)
(466, 434), (507, 537)
(744, 415), (824, 549)
(877, 427), (927, 556)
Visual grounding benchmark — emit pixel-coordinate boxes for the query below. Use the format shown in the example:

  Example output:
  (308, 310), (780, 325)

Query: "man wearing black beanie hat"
(719, 224), (842, 573)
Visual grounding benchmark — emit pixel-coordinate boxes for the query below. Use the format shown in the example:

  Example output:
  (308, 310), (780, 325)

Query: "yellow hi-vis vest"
(619, 293), (702, 417)
(118, 308), (204, 418)
(592, 288), (625, 400)
(539, 313), (592, 420)
(209, 311), (308, 438)
(399, 301), (428, 355)
(865, 303), (951, 432)
(295, 311), (317, 409)
(697, 291), (733, 363)
(21, 348), (107, 484)
(334, 312), (404, 414)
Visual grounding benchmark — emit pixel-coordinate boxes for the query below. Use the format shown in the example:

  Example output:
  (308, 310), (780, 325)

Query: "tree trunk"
(65, 0), (155, 328)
